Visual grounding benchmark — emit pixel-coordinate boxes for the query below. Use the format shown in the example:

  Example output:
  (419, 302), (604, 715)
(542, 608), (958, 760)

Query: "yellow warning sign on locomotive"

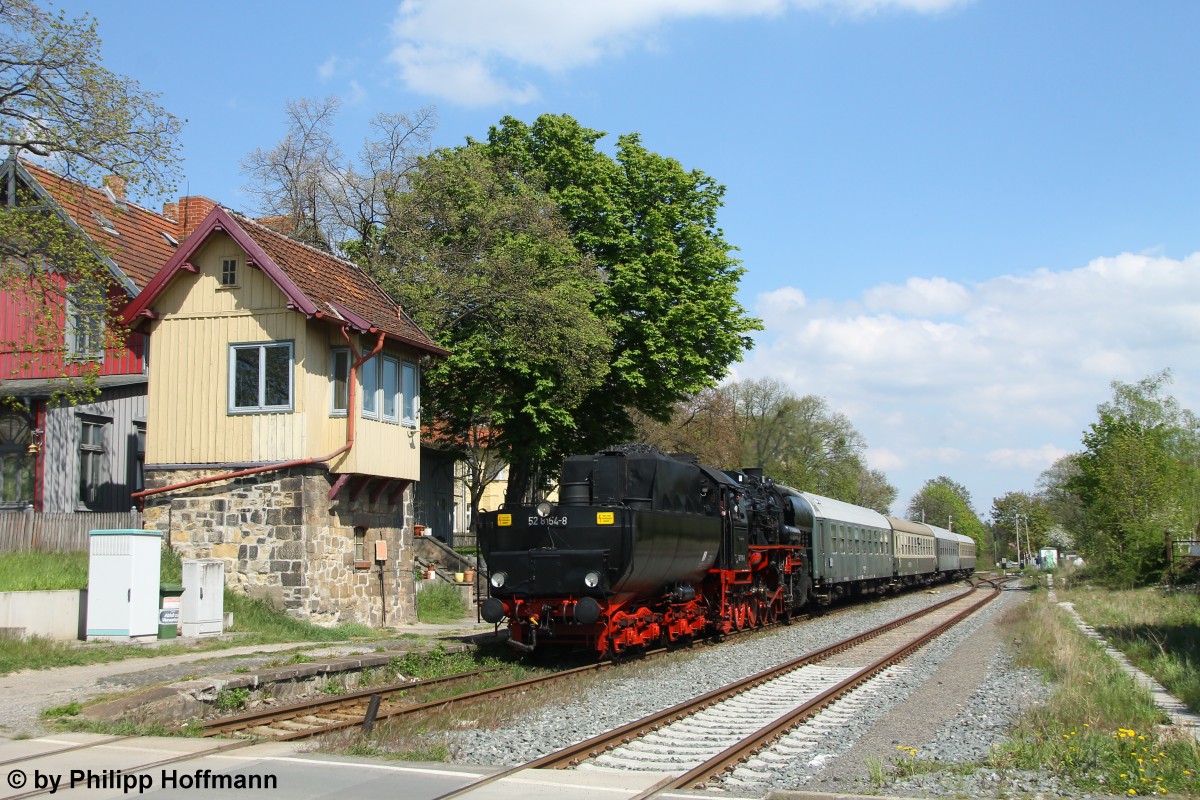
(498, 514), (512, 527)
(596, 511), (614, 525)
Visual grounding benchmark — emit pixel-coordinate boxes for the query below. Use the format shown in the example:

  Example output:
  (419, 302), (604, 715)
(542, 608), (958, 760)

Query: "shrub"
(416, 583), (467, 624)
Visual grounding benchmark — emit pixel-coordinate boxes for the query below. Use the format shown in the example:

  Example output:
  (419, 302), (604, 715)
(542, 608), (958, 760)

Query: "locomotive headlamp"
(535, 500), (555, 518)
(583, 571), (601, 588)
(490, 571), (507, 589)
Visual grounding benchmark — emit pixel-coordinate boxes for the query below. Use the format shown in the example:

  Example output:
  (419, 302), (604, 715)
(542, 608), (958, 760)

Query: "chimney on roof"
(102, 175), (126, 202)
(162, 201), (178, 220)
(177, 196), (218, 239)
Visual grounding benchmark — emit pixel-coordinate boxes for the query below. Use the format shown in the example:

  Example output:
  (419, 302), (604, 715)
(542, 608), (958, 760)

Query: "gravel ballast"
(430, 585), (1064, 798)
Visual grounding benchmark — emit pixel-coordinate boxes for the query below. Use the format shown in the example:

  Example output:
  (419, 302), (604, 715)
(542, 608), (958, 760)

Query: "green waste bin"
(158, 584), (184, 639)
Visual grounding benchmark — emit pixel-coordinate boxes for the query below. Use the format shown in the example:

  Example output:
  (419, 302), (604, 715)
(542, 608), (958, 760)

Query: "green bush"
(213, 686), (250, 713)
(416, 583), (468, 624)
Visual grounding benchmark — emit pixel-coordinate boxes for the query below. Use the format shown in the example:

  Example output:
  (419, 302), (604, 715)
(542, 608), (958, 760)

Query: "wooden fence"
(0, 511), (143, 552)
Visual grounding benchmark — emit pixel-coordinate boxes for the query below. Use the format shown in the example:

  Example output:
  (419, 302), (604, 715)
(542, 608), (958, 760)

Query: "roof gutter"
(131, 328), (386, 505)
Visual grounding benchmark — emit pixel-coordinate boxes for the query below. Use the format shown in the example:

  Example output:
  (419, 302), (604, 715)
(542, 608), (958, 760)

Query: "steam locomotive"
(477, 446), (975, 657)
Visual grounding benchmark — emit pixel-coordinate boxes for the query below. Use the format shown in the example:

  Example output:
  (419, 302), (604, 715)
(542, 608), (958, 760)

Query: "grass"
(0, 551), (89, 591)
(213, 686), (250, 713)
(0, 548), (384, 675)
(416, 582), (468, 624)
(995, 596), (1198, 794)
(1061, 585), (1200, 712)
(867, 591), (1200, 796)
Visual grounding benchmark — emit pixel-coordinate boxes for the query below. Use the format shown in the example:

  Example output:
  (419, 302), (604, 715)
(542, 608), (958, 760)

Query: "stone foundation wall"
(142, 466), (416, 627)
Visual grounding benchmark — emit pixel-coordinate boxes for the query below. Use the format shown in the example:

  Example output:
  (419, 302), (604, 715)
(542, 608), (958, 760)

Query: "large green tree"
(1068, 370), (1200, 585)
(908, 476), (988, 555)
(1035, 454), (1087, 552)
(372, 142), (613, 522)
(483, 115), (761, 501)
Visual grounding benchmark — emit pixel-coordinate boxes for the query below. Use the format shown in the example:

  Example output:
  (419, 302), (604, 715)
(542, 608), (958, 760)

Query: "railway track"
(198, 580), (987, 742)
(198, 602), (876, 741)
(434, 580), (1000, 799)
(200, 661), (614, 740)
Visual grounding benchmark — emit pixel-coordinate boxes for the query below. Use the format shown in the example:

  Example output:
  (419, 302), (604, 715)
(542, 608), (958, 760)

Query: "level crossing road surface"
(0, 734), (776, 800)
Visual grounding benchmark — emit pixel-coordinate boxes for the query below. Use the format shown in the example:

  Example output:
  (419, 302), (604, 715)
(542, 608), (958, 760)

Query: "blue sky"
(59, 0), (1200, 517)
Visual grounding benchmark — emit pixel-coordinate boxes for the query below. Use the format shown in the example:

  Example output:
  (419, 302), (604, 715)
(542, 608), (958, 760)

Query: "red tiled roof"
(125, 206), (447, 356)
(231, 213), (443, 353)
(21, 160), (181, 292)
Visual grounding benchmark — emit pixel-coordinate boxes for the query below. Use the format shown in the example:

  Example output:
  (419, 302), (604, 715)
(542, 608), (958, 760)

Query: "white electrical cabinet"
(181, 559), (225, 637)
(86, 529), (163, 641)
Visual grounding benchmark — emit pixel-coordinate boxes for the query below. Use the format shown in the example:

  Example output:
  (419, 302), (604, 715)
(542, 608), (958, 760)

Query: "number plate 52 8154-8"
(528, 516), (569, 526)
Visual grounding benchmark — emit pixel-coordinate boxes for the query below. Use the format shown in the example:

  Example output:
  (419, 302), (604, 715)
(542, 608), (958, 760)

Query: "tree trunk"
(504, 459), (533, 507)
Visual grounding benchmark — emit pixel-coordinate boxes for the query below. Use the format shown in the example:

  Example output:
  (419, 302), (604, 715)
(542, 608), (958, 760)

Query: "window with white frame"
(381, 356), (399, 422)
(78, 416), (108, 509)
(229, 342), (293, 413)
(360, 354), (418, 425)
(402, 360), (419, 427)
(362, 354), (379, 418)
(330, 348), (350, 415)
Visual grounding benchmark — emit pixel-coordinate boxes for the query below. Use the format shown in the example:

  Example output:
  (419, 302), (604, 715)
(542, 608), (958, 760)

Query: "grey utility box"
(181, 559), (225, 637)
(86, 529), (163, 641)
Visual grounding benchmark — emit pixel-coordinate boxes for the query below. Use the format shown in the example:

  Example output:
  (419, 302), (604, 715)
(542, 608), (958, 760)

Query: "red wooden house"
(0, 156), (213, 512)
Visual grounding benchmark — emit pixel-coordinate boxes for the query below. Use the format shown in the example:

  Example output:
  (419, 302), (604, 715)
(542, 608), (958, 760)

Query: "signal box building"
(123, 207), (447, 625)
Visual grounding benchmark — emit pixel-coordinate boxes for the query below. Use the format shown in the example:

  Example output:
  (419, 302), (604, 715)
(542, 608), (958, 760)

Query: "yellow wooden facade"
(143, 232), (421, 480)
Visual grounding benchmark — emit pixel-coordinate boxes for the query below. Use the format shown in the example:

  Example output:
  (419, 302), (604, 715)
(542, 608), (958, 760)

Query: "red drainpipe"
(131, 328), (386, 504)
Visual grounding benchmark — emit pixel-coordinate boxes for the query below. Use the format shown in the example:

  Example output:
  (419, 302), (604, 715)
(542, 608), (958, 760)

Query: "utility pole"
(1015, 514), (1021, 568)
(1024, 513), (1033, 568)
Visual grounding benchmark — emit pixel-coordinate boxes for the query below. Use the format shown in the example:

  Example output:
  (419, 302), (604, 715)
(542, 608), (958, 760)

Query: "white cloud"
(867, 447), (905, 471)
(758, 285), (807, 322)
(740, 252), (1200, 513)
(985, 444), (1070, 471)
(345, 80), (367, 106)
(864, 276), (971, 316)
(317, 56), (341, 81)
(387, 0), (972, 105)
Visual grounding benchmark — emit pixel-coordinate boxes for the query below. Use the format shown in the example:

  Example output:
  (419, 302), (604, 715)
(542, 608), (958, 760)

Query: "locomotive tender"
(478, 446), (975, 656)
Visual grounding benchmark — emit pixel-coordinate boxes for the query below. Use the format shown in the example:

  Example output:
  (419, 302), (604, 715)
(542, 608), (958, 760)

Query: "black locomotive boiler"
(477, 446), (974, 657)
